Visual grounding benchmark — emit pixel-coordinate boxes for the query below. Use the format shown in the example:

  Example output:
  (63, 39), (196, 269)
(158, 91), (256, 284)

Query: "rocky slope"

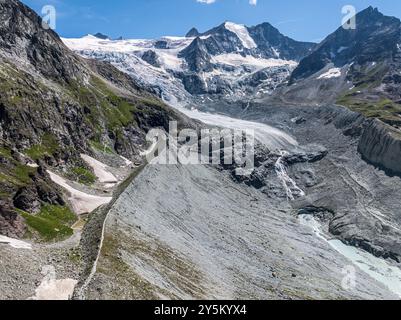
(82, 161), (396, 300)
(274, 7), (401, 127)
(262, 7), (401, 179)
(358, 119), (401, 176)
(0, 0), (191, 240)
(79, 102), (401, 300)
(3, 0), (401, 301)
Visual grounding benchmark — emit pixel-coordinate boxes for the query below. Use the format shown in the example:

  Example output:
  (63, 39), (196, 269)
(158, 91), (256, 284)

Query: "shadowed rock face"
(141, 50), (161, 68)
(248, 22), (315, 61)
(93, 33), (109, 40)
(0, 200), (26, 238)
(185, 27), (200, 38)
(358, 119), (401, 176)
(178, 37), (213, 73)
(0, 0), (87, 82)
(291, 7), (401, 82)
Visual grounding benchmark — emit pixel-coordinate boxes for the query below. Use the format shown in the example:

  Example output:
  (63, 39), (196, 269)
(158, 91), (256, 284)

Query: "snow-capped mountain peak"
(62, 21), (314, 106)
(224, 21), (257, 49)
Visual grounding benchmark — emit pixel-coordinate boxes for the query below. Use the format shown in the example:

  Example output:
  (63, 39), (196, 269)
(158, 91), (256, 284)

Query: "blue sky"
(22, 0), (401, 42)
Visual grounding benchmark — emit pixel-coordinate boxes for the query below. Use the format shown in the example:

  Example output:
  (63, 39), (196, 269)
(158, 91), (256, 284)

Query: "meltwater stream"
(275, 150), (306, 200)
(299, 215), (401, 298)
(176, 107), (304, 200)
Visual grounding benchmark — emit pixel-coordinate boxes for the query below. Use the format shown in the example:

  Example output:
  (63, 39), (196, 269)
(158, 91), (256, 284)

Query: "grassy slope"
(336, 63), (401, 127)
(0, 56), (177, 241)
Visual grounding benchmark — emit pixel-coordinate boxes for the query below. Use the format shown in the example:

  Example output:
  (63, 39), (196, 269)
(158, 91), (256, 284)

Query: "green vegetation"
(13, 164), (36, 184)
(0, 147), (12, 159)
(89, 140), (115, 154)
(18, 205), (76, 242)
(71, 166), (97, 185)
(25, 133), (60, 160)
(337, 95), (401, 124)
(337, 63), (401, 125)
(0, 163), (37, 188)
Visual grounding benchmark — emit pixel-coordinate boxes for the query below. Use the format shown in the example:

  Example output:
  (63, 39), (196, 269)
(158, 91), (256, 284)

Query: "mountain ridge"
(0, 0), (192, 239)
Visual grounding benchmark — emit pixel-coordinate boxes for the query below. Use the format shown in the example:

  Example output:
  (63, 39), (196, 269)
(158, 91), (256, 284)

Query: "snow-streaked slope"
(318, 68), (342, 79)
(63, 35), (189, 71)
(0, 235), (32, 250)
(80, 154), (118, 184)
(63, 36), (193, 106)
(213, 53), (296, 69)
(47, 170), (112, 215)
(224, 22), (257, 49)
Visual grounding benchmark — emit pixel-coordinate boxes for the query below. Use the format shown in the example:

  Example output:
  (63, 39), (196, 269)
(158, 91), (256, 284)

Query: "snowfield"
(318, 68), (342, 79)
(0, 235), (32, 250)
(47, 170), (112, 215)
(224, 22), (257, 49)
(80, 154), (118, 184)
(212, 53), (296, 69)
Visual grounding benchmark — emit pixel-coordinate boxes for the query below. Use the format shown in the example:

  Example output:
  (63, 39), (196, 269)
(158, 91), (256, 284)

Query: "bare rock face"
(185, 27), (200, 38)
(358, 119), (401, 176)
(0, 200), (26, 238)
(0, 0), (87, 82)
(141, 50), (161, 68)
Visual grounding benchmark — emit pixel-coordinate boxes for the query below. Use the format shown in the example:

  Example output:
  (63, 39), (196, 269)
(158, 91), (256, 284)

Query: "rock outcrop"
(358, 119), (401, 176)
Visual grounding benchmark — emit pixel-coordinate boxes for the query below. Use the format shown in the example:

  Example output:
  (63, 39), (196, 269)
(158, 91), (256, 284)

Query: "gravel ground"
(86, 162), (396, 299)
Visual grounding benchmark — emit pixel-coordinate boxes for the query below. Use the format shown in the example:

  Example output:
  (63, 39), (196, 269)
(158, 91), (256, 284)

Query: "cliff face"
(358, 119), (401, 176)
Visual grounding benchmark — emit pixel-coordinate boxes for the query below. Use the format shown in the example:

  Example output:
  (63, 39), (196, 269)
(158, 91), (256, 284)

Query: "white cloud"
(196, 0), (257, 5)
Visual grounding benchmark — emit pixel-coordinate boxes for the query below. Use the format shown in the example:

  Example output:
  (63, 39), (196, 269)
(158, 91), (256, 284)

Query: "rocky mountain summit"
(274, 7), (401, 128)
(189, 21), (315, 60)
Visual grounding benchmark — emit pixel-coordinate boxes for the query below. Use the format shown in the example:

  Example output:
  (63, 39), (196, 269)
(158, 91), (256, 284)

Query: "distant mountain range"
(64, 7), (401, 130)
(63, 21), (314, 104)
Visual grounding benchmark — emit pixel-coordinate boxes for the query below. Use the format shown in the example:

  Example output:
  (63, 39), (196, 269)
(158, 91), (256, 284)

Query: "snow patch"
(213, 53), (296, 69)
(30, 266), (77, 300)
(47, 170), (112, 214)
(0, 235), (32, 250)
(119, 155), (133, 167)
(318, 68), (342, 79)
(80, 154), (118, 183)
(224, 22), (257, 49)
(26, 162), (39, 168)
